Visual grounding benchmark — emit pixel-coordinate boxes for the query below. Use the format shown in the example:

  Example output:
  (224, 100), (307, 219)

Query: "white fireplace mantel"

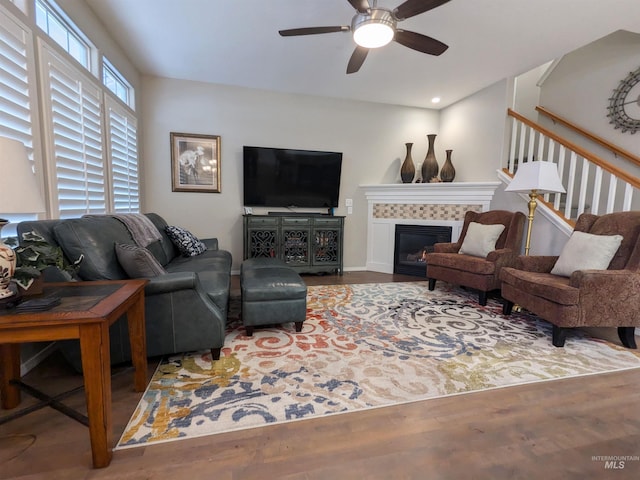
(362, 182), (501, 204)
(361, 182), (501, 273)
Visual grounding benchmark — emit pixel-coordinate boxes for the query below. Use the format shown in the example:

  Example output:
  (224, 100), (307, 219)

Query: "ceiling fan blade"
(279, 26), (349, 37)
(347, 0), (371, 13)
(394, 29), (448, 55)
(393, 0), (451, 20)
(347, 46), (369, 74)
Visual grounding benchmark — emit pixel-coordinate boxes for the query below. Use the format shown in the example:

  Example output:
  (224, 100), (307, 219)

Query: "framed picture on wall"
(170, 132), (221, 193)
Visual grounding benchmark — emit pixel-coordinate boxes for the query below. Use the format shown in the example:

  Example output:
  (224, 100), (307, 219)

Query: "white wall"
(440, 77), (572, 256)
(514, 61), (553, 122)
(538, 30), (640, 179)
(439, 80), (511, 181)
(141, 76), (439, 271)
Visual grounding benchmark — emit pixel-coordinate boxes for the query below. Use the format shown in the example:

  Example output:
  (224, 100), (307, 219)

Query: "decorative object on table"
(0, 224), (16, 299)
(421, 133), (439, 183)
(400, 142), (415, 183)
(0, 137), (46, 299)
(439, 149), (456, 182)
(606, 65), (640, 134)
(5, 231), (83, 294)
(505, 160), (565, 255)
(170, 132), (221, 193)
(14, 295), (61, 312)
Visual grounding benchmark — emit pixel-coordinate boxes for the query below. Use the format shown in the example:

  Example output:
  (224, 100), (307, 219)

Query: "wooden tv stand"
(243, 214), (344, 274)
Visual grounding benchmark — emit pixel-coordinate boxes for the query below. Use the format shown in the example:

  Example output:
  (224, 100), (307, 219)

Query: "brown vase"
(421, 134), (439, 183)
(440, 149), (456, 182)
(400, 143), (415, 183)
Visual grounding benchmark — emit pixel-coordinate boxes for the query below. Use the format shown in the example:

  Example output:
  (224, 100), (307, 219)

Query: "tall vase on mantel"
(400, 142), (415, 183)
(421, 134), (439, 183)
(440, 149), (456, 182)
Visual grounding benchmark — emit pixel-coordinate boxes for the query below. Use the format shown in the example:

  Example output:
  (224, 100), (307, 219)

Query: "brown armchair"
(500, 211), (640, 348)
(426, 210), (526, 305)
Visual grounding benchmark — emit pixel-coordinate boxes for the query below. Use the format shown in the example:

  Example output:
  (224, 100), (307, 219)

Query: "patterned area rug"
(117, 282), (640, 449)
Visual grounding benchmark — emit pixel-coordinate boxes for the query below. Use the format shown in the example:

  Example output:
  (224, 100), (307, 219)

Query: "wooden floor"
(1, 272), (640, 479)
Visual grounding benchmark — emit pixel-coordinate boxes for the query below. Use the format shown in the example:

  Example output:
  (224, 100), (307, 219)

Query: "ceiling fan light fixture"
(352, 9), (396, 49)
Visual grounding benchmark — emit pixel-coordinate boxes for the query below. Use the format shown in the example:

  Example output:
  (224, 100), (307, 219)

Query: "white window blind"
(106, 97), (139, 213)
(39, 43), (105, 219)
(0, 8), (38, 233)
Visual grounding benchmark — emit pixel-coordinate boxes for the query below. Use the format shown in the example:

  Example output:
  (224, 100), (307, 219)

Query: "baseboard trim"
(21, 342), (58, 376)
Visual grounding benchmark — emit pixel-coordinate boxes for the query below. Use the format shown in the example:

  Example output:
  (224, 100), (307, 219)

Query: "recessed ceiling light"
(431, 97), (441, 104)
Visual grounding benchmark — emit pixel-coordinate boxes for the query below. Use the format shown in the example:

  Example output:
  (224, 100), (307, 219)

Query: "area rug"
(116, 282), (640, 449)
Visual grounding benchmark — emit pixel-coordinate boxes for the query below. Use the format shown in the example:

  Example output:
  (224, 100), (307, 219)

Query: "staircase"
(500, 108), (640, 235)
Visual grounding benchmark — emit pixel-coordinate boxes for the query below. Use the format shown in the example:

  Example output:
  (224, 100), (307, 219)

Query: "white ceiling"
(84, 0), (640, 109)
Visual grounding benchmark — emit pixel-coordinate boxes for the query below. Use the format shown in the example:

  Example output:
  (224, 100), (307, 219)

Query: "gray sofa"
(17, 213), (231, 371)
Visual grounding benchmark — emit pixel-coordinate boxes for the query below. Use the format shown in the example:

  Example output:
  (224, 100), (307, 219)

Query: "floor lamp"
(0, 136), (46, 299)
(505, 161), (565, 255)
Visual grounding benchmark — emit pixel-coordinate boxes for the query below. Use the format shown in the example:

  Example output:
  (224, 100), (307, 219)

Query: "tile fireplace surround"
(362, 182), (501, 273)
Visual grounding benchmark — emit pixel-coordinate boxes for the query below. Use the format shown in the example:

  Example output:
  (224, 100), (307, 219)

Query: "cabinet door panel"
(247, 228), (278, 258)
(282, 228), (310, 264)
(313, 229), (340, 265)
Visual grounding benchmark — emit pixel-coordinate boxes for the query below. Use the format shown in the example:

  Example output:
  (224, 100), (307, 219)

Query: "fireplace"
(394, 224), (452, 277)
(363, 183), (500, 274)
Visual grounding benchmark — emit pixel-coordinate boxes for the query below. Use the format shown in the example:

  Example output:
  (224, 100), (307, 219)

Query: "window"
(35, 0), (89, 69)
(0, 0), (139, 226)
(103, 58), (133, 107)
(106, 97), (139, 212)
(39, 43), (105, 218)
(0, 7), (39, 235)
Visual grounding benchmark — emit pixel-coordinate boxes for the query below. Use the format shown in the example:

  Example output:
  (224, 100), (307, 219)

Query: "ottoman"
(240, 258), (307, 336)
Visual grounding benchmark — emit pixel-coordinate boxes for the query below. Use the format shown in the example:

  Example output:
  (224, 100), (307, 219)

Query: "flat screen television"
(243, 146), (343, 209)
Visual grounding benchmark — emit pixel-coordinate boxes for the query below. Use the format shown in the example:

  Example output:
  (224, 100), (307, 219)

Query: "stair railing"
(504, 109), (640, 230)
(535, 106), (640, 168)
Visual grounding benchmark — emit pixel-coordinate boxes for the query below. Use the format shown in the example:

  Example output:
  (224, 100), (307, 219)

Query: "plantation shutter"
(0, 8), (39, 230)
(39, 43), (105, 219)
(106, 97), (139, 213)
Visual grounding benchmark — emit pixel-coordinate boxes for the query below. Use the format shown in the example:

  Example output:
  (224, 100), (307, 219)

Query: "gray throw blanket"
(84, 213), (162, 247)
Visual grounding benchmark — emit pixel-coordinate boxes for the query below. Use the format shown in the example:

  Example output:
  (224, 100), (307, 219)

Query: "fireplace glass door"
(394, 225), (452, 276)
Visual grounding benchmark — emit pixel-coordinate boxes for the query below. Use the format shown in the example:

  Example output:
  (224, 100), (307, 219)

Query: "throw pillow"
(550, 231), (623, 277)
(115, 243), (167, 278)
(165, 225), (207, 257)
(458, 222), (506, 258)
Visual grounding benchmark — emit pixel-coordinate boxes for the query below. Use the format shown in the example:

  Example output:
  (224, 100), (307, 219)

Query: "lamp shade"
(505, 161), (566, 194)
(0, 136), (45, 214)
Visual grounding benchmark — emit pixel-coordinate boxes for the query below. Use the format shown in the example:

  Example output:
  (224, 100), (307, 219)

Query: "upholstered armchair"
(426, 210), (526, 305)
(500, 211), (640, 348)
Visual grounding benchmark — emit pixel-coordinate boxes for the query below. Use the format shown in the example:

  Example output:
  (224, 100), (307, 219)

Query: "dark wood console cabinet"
(243, 215), (344, 274)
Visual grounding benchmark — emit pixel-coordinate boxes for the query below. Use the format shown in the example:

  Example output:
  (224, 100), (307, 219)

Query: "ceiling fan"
(279, 0), (451, 74)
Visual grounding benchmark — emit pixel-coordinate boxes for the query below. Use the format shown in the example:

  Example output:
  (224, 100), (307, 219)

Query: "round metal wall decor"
(607, 66), (640, 134)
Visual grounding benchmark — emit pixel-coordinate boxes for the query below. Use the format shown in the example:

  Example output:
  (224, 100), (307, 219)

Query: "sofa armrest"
(145, 271), (199, 295)
(201, 237), (219, 250)
(571, 269), (640, 295)
(514, 255), (559, 272)
(486, 248), (518, 268)
(433, 242), (459, 254)
(571, 270), (640, 324)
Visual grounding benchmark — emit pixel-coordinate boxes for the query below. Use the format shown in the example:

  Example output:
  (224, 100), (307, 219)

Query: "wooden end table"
(0, 279), (148, 468)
